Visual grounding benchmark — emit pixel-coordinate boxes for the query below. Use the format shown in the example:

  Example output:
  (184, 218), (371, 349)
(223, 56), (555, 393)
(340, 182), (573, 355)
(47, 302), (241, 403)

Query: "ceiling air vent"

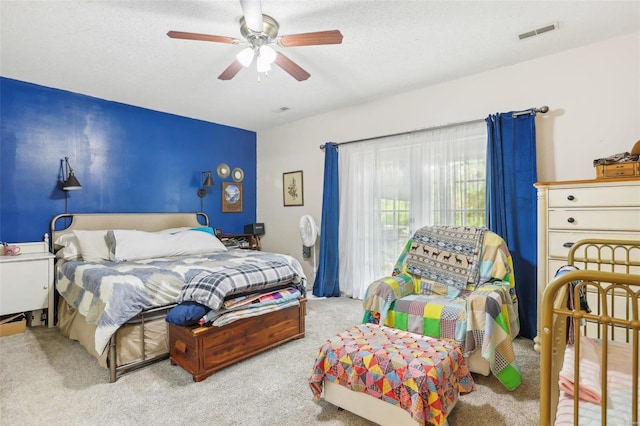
(518, 23), (557, 40)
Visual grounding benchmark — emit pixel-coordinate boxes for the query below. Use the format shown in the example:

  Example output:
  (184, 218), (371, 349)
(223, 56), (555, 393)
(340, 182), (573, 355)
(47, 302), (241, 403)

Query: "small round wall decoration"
(217, 163), (230, 178)
(231, 167), (244, 182)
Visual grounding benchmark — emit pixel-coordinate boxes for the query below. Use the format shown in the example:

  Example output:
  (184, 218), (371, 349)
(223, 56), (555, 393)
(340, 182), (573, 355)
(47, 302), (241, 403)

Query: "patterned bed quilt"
(362, 228), (521, 390)
(309, 323), (475, 426)
(56, 249), (306, 354)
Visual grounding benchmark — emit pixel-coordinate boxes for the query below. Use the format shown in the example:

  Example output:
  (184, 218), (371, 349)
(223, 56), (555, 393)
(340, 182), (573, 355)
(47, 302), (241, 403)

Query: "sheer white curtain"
(338, 121), (487, 299)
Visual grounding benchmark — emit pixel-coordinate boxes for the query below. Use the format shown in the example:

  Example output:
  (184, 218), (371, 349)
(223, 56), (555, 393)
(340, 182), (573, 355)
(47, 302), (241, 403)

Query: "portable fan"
(299, 215), (320, 278)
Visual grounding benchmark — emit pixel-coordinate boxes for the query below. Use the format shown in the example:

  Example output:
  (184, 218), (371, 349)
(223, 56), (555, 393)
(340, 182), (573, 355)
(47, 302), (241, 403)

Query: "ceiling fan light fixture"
(256, 55), (272, 73)
(259, 45), (276, 64)
(237, 47), (255, 67)
(168, 3), (343, 82)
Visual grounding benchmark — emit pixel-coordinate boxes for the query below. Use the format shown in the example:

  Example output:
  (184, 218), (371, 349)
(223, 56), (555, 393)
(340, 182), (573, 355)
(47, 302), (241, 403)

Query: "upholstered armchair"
(362, 225), (522, 390)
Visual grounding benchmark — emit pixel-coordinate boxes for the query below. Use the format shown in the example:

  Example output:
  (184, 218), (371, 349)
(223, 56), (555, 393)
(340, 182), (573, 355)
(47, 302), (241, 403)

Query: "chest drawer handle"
(567, 195), (575, 201)
(174, 340), (187, 354)
(567, 217), (575, 223)
(563, 242), (574, 248)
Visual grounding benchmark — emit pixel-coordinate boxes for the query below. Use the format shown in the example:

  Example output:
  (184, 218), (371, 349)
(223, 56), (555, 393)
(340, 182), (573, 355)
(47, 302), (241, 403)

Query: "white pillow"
(53, 233), (82, 260)
(106, 229), (227, 262)
(156, 227), (193, 234)
(73, 230), (111, 262)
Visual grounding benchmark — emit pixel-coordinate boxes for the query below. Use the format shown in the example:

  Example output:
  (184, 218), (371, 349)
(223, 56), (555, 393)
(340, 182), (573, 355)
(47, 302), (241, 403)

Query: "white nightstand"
(0, 240), (55, 327)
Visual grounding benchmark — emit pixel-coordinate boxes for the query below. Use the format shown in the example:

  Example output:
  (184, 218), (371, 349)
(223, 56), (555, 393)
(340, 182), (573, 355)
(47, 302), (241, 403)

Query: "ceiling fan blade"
(218, 59), (244, 80)
(239, 0), (263, 33)
(278, 30), (343, 47)
(167, 31), (237, 44)
(274, 53), (310, 81)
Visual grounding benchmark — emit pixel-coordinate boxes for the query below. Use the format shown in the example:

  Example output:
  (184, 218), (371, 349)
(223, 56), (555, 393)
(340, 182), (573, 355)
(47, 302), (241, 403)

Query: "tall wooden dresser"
(533, 177), (640, 350)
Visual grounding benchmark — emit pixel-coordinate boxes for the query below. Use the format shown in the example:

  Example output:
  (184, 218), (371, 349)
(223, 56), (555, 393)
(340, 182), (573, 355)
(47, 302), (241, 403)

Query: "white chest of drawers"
(533, 177), (640, 348)
(0, 241), (55, 327)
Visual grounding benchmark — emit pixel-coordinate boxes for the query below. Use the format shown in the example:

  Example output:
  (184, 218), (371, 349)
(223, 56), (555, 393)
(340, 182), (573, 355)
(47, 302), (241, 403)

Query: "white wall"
(257, 32), (640, 283)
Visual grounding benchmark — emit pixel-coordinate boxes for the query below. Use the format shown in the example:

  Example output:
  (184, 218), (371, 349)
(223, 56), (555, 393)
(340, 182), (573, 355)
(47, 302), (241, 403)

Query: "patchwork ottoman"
(309, 323), (475, 426)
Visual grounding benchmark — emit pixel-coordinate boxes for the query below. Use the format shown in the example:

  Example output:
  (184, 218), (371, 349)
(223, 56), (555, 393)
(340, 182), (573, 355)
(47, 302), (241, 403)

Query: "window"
(339, 121), (487, 299)
(430, 158), (485, 226)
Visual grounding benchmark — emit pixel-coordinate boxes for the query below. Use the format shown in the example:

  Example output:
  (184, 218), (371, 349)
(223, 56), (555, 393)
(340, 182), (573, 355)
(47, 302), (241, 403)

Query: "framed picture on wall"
(222, 182), (243, 212)
(283, 170), (304, 207)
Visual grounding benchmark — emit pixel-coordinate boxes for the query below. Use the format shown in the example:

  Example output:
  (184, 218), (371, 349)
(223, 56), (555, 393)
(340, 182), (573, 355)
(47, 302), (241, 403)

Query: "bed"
(539, 238), (640, 425)
(50, 212), (307, 382)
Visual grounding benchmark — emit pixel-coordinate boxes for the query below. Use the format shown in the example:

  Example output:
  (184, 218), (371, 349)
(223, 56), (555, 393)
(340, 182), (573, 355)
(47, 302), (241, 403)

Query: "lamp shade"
(237, 47), (255, 67)
(63, 172), (82, 190)
(259, 45), (276, 64)
(197, 170), (214, 198)
(203, 172), (214, 187)
(61, 156), (82, 191)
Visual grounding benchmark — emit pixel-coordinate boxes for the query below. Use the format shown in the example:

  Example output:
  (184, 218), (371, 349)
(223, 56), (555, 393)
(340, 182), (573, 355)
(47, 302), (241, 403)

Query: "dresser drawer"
(548, 186), (640, 208)
(548, 209), (640, 231)
(548, 231), (640, 259)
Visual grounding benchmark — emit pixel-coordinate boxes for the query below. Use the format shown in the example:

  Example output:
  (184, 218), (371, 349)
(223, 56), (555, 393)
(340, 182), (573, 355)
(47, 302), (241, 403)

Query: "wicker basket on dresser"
(533, 177), (640, 351)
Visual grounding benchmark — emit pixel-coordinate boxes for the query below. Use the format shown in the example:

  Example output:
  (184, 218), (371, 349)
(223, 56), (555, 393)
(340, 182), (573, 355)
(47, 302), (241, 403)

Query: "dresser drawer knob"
(563, 242), (574, 248)
(567, 195), (575, 201)
(567, 217), (575, 223)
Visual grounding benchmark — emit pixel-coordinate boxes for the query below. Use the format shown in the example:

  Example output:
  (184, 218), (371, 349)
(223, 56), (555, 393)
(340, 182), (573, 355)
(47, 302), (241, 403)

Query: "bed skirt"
(57, 297), (172, 381)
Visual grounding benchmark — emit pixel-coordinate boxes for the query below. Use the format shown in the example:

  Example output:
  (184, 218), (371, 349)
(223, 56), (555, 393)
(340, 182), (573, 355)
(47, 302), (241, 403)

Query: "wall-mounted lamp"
(197, 171), (214, 198)
(59, 156), (82, 191)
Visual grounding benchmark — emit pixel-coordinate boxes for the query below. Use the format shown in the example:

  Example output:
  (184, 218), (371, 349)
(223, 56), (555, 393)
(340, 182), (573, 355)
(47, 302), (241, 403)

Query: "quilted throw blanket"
(407, 226), (487, 291)
(179, 260), (298, 310)
(362, 230), (521, 390)
(372, 283), (521, 390)
(56, 250), (306, 354)
(309, 323), (475, 426)
(199, 287), (302, 326)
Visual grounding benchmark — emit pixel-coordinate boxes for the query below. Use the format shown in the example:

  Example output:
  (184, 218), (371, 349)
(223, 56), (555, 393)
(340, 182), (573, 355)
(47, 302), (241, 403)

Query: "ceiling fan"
(167, 0), (343, 81)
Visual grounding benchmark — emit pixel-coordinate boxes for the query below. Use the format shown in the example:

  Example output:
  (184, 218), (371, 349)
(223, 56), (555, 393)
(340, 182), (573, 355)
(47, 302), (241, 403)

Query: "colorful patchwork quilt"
(309, 323), (475, 426)
(362, 227), (521, 390)
(199, 287), (302, 326)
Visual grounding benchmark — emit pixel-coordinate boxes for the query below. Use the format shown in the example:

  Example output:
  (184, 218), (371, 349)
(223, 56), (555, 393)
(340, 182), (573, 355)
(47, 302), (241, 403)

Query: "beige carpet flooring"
(0, 296), (539, 425)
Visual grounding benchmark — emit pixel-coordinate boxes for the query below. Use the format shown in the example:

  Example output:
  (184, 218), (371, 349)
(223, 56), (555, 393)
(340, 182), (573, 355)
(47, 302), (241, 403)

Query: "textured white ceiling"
(1, 0), (639, 131)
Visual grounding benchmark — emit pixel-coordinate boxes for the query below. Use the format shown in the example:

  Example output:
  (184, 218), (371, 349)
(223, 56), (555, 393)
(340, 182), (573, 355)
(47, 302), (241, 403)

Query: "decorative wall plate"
(232, 167), (244, 182)
(217, 163), (230, 178)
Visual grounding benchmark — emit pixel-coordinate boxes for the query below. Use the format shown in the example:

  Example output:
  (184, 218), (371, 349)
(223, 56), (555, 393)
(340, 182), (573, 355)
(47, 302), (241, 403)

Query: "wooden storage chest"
(169, 298), (306, 382)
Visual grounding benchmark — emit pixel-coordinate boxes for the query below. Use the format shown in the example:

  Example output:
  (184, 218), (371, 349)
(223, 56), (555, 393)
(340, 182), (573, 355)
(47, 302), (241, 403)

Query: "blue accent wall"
(0, 77), (256, 243)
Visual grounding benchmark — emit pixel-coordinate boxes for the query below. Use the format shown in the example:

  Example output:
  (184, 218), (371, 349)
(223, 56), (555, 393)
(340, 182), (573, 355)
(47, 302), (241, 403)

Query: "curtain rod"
(512, 105), (549, 117)
(319, 105), (549, 150)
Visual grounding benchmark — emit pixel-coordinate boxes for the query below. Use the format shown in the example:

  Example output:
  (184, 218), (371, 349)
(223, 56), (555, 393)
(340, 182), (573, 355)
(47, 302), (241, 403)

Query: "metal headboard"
(50, 212), (209, 251)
